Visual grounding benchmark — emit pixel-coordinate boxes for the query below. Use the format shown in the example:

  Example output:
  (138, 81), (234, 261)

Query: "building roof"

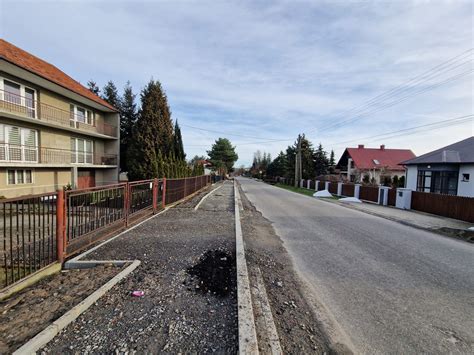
(403, 136), (474, 165)
(339, 144), (416, 170)
(0, 39), (117, 111)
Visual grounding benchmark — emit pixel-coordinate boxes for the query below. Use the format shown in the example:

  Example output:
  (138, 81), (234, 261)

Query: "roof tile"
(346, 146), (416, 170)
(0, 39), (117, 111)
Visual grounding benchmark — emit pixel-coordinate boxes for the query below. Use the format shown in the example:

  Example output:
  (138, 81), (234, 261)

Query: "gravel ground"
(43, 181), (238, 354)
(0, 265), (122, 353)
(238, 183), (336, 354)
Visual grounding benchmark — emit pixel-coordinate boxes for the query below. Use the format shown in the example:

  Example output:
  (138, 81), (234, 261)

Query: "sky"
(1, 0), (473, 167)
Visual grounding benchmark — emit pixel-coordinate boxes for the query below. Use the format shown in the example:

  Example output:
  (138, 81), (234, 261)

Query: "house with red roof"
(0, 39), (120, 197)
(336, 144), (416, 184)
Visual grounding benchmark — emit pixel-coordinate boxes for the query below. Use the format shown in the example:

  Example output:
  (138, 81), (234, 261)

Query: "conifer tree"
(173, 120), (186, 161)
(87, 80), (100, 95)
(127, 81), (163, 180)
(329, 150), (336, 166)
(120, 82), (138, 172)
(101, 81), (120, 109)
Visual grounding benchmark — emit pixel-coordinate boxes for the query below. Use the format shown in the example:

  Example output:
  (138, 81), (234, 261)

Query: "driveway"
(237, 177), (474, 354)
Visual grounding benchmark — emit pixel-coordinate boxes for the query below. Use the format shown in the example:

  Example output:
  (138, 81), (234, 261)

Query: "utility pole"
(294, 134), (302, 187)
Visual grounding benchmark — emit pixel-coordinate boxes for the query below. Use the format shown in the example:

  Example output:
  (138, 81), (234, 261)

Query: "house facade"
(403, 137), (474, 197)
(336, 144), (416, 184)
(0, 39), (119, 198)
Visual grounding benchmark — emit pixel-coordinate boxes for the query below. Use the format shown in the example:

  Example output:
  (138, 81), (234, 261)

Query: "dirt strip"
(238, 183), (338, 354)
(42, 181), (238, 354)
(0, 265), (123, 353)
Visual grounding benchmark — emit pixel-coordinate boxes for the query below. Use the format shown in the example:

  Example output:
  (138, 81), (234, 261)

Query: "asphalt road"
(237, 177), (474, 354)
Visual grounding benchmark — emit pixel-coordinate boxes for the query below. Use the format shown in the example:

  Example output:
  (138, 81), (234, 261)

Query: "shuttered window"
(7, 169), (33, 185)
(0, 124), (38, 162)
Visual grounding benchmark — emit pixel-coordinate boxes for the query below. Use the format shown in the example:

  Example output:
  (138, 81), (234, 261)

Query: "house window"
(0, 124), (38, 162)
(373, 159), (380, 165)
(417, 170), (458, 195)
(71, 138), (93, 164)
(70, 104), (94, 126)
(0, 78), (37, 118)
(462, 173), (470, 182)
(7, 169), (34, 185)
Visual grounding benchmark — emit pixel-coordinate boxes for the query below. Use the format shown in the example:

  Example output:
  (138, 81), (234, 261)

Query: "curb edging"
(234, 180), (259, 354)
(13, 260), (141, 355)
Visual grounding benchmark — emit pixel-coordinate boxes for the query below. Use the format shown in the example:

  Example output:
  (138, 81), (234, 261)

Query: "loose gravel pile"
(43, 182), (238, 354)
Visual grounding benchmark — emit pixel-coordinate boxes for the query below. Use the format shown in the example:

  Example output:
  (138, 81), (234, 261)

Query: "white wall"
(405, 166), (417, 190)
(458, 164), (474, 197)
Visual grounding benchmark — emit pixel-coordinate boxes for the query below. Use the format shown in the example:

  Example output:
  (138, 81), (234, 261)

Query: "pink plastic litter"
(131, 290), (144, 297)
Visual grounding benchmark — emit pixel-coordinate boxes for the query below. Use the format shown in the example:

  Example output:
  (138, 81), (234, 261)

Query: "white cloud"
(1, 0), (472, 165)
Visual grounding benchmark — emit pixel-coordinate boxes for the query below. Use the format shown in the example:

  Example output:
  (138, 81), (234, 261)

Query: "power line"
(313, 68), (473, 134)
(322, 48), (473, 123)
(182, 48), (473, 150)
(328, 114), (473, 149)
(306, 48), (473, 135)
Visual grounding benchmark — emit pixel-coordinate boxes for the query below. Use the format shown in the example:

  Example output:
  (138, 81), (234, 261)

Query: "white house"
(402, 137), (474, 197)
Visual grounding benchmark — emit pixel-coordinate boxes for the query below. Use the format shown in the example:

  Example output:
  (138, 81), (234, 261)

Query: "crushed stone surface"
(42, 181), (238, 354)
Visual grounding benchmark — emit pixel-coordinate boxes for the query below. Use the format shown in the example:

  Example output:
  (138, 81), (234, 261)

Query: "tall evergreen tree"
(314, 143), (329, 176)
(329, 150), (336, 166)
(127, 79), (175, 180)
(120, 82), (138, 172)
(267, 151), (288, 177)
(207, 138), (238, 173)
(87, 80), (100, 95)
(173, 120), (186, 160)
(101, 81), (120, 109)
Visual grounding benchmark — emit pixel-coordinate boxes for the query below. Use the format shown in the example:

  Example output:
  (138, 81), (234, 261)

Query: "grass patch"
(274, 183), (316, 197)
(273, 183), (342, 199)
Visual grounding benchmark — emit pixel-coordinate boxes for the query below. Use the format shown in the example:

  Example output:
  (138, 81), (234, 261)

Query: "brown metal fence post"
(162, 178), (167, 208)
(125, 183), (130, 227)
(56, 190), (65, 264)
(152, 178), (158, 213)
(184, 177), (187, 199)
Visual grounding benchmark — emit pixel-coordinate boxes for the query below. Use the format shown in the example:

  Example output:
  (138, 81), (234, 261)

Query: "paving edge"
(194, 182), (225, 210)
(13, 260), (141, 355)
(234, 180), (259, 354)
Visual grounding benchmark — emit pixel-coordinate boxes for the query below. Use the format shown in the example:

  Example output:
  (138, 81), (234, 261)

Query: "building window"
(0, 124), (38, 162)
(417, 170), (458, 195)
(462, 173), (470, 182)
(71, 138), (93, 164)
(70, 104), (94, 126)
(0, 78), (37, 118)
(7, 169), (34, 185)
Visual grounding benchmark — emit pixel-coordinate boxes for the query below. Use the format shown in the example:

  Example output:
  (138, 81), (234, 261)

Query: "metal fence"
(1, 175), (211, 290)
(165, 175), (210, 205)
(65, 183), (127, 254)
(1, 192), (58, 288)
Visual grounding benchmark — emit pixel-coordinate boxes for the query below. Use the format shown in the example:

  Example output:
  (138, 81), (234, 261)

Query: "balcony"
(0, 90), (118, 138)
(0, 143), (117, 166)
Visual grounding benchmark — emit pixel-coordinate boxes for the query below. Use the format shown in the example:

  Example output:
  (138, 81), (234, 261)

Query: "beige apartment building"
(0, 39), (119, 198)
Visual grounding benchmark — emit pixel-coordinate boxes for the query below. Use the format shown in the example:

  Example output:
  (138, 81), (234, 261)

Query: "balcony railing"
(0, 90), (118, 138)
(0, 143), (117, 166)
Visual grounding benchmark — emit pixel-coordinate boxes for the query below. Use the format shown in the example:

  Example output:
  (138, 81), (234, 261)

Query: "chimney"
(380, 145), (385, 150)
(358, 144), (364, 149)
